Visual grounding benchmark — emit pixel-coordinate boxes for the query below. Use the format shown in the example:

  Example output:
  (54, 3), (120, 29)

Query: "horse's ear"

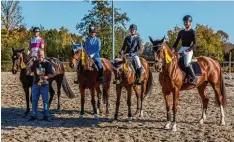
(161, 36), (165, 43)
(12, 47), (15, 52)
(149, 36), (154, 43)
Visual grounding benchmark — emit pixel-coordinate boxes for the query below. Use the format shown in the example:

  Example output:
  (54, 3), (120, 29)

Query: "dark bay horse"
(11, 48), (74, 114)
(111, 55), (153, 121)
(149, 36), (227, 131)
(70, 42), (112, 119)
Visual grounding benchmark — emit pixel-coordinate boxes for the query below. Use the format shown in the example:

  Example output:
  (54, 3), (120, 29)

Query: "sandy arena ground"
(1, 72), (234, 142)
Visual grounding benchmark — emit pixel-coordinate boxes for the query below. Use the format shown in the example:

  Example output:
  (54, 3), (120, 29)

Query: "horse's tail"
(145, 70), (153, 96)
(220, 67), (227, 107)
(61, 73), (75, 98)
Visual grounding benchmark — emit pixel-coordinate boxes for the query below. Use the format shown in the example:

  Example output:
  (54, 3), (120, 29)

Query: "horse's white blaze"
(220, 105), (225, 125)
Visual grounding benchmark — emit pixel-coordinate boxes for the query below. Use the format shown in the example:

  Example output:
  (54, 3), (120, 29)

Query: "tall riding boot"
(97, 68), (104, 83)
(135, 68), (142, 85)
(186, 65), (197, 85)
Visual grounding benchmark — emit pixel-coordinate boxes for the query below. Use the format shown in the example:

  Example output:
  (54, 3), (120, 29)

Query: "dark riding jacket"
(120, 35), (142, 55)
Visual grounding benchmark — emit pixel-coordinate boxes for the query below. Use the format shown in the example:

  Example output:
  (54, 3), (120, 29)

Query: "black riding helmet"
(129, 24), (137, 30)
(33, 27), (40, 32)
(183, 15), (192, 22)
(89, 26), (97, 33)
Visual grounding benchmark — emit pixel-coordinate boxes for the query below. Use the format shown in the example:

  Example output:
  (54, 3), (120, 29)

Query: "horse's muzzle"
(12, 67), (17, 74)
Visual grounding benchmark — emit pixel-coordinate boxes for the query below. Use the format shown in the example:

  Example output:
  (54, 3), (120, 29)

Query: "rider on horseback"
(28, 27), (44, 57)
(26, 27), (45, 75)
(172, 15), (197, 85)
(84, 25), (104, 83)
(117, 24), (143, 85)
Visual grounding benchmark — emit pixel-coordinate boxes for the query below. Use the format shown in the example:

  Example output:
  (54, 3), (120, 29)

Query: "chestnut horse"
(70, 42), (112, 119)
(112, 55), (153, 121)
(149, 36), (227, 131)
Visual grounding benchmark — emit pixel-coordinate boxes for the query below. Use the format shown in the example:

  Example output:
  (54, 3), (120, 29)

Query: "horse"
(149, 36), (227, 131)
(69, 42), (112, 119)
(11, 48), (75, 115)
(111, 54), (153, 121)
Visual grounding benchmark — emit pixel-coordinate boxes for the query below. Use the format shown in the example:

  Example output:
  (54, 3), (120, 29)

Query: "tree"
(1, 1), (24, 30)
(76, 1), (130, 59)
(217, 30), (229, 43)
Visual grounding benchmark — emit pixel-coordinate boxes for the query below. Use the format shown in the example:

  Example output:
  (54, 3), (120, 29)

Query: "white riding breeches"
(131, 54), (142, 69)
(178, 46), (193, 67)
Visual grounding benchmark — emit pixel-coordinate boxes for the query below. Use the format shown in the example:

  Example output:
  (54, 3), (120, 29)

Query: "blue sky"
(20, 1), (234, 43)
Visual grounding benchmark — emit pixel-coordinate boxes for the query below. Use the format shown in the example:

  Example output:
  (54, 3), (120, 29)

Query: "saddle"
(178, 56), (202, 83)
(25, 57), (63, 76)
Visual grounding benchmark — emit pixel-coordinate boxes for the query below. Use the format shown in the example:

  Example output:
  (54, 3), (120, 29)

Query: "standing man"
(28, 50), (53, 121)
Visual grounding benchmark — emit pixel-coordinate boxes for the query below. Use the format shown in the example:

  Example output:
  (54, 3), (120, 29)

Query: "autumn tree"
(76, 1), (130, 59)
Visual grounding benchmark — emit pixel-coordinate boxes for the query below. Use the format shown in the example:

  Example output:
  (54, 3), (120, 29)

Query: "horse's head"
(70, 41), (83, 68)
(149, 36), (168, 72)
(112, 57), (134, 84)
(11, 48), (25, 74)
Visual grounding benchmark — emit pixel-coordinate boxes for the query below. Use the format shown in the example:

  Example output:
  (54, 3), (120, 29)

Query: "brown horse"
(70, 42), (112, 119)
(11, 48), (74, 114)
(149, 36), (227, 131)
(112, 55), (153, 121)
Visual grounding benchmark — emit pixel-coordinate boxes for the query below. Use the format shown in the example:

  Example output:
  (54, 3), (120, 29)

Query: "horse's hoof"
(220, 120), (225, 126)
(79, 115), (84, 119)
(139, 110), (144, 117)
(127, 117), (133, 122)
(172, 123), (177, 132)
(93, 114), (99, 120)
(165, 122), (171, 130)
(199, 119), (204, 125)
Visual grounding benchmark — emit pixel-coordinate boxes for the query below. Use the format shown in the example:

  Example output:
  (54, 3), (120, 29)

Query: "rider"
(117, 24), (143, 85)
(84, 25), (104, 83)
(172, 15), (197, 85)
(28, 27), (45, 57)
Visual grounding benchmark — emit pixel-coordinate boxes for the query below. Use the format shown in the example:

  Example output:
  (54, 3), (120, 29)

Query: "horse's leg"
(133, 85), (140, 116)
(56, 75), (62, 113)
(23, 86), (30, 115)
(163, 89), (172, 130)
(48, 80), (55, 109)
(114, 84), (122, 120)
(91, 87), (98, 120)
(172, 88), (180, 131)
(79, 85), (85, 119)
(139, 81), (148, 117)
(197, 82), (209, 125)
(211, 83), (226, 125)
(95, 86), (102, 115)
(127, 85), (133, 121)
(104, 83), (110, 115)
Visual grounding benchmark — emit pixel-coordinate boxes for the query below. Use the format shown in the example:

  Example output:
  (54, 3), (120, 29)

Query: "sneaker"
(28, 116), (37, 121)
(43, 116), (49, 121)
